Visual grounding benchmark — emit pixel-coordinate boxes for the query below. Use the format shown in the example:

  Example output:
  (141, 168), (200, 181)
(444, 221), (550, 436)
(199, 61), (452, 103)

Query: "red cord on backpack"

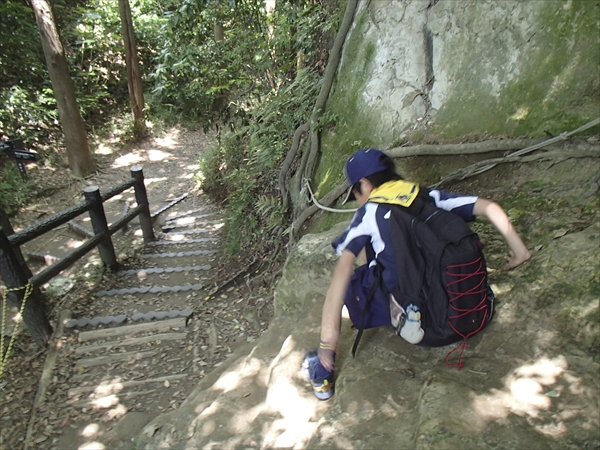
(443, 257), (489, 370)
(445, 340), (468, 369)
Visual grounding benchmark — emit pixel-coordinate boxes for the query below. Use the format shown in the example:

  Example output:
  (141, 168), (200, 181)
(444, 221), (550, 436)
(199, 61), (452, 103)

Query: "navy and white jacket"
(332, 184), (478, 296)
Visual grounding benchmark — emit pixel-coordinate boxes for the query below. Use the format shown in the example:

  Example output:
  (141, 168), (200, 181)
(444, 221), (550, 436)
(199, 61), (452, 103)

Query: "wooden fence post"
(83, 186), (119, 270)
(130, 166), (155, 244)
(0, 227), (52, 348)
(0, 206), (33, 278)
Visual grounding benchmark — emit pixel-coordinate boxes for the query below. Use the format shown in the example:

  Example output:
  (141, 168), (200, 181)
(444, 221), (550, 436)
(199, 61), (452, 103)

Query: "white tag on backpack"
(389, 294), (406, 329)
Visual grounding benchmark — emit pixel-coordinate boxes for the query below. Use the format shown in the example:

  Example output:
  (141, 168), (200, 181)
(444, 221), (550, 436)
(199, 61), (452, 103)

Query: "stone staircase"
(49, 193), (247, 448)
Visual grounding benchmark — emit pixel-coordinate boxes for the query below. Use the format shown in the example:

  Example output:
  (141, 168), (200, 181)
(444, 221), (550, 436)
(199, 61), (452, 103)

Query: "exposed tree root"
(290, 182), (348, 242)
(387, 138), (544, 158)
(280, 0), (358, 225)
(279, 122), (309, 206)
(434, 145), (599, 187)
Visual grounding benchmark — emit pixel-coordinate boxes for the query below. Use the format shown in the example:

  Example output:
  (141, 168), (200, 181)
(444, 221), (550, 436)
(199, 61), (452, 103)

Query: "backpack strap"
(351, 197), (429, 358)
(351, 262), (389, 358)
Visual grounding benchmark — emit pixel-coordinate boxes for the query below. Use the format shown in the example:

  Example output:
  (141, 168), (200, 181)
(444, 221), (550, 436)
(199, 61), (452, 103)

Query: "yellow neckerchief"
(368, 180), (420, 207)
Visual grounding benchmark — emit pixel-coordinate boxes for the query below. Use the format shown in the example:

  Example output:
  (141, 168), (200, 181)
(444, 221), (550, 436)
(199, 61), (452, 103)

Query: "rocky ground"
(0, 126), (279, 449)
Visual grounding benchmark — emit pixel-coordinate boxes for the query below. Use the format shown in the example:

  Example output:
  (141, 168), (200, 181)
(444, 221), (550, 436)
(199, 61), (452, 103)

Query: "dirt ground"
(0, 125), (279, 449)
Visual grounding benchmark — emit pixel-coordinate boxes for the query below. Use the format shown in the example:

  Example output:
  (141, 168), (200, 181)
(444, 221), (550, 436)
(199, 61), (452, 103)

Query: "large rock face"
(338, 0), (598, 141)
(316, 0), (599, 195)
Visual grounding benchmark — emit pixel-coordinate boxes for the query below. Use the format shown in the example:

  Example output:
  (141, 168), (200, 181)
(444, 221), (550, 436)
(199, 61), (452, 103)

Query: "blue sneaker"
(302, 350), (335, 400)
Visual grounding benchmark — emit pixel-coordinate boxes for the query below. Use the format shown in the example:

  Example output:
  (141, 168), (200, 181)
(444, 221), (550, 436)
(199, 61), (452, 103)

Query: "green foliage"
(193, 0), (343, 256)
(0, 161), (35, 215)
(149, 0), (272, 128)
(0, 0), (169, 219)
(148, 0), (338, 129)
(0, 1), (58, 143)
(0, 0), (341, 258)
(0, 86), (59, 146)
(0, 0), (165, 143)
(199, 69), (321, 254)
(0, 2), (45, 91)
(57, 0), (166, 123)
(271, 0), (339, 73)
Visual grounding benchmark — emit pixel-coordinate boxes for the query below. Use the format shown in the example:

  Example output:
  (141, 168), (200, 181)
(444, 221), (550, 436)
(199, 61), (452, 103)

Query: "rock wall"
(316, 0), (599, 194)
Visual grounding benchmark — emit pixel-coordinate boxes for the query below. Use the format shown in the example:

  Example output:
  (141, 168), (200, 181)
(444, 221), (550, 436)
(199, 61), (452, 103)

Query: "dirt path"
(0, 127), (274, 449)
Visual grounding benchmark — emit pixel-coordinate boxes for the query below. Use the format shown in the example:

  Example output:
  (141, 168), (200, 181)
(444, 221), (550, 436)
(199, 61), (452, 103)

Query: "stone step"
(147, 238), (219, 247)
(160, 212), (220, 229)
(150, 192), (189, 219)
(140, 250), (217, 259)
(66, 309), (193, 329)
(158, 228), (221, 237)
(65, 317), (196, 410)
(117, 265), (212, 277)
(95, 283), (204, 297)
(161, 206), (215, 222)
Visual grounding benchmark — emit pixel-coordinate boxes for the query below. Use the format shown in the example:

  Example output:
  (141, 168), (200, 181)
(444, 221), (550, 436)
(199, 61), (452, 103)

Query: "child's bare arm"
(319, 250), (355, 370)
(473, 198), (531, 270)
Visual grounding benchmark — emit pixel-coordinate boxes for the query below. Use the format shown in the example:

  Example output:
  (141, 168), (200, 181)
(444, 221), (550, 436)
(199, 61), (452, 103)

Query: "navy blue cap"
(342, 148), (392, 204)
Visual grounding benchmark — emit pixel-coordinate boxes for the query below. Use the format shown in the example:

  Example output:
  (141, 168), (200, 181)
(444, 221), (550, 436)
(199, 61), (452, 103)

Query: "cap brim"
(342, 187), (355, 205)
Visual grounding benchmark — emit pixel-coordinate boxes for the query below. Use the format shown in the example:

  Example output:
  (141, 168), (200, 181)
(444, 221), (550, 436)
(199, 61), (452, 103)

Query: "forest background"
(1, 0), (339, 260)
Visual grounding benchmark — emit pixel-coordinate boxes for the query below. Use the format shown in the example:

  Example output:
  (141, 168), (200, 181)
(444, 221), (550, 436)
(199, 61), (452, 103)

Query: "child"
(303, 148), (531, 400)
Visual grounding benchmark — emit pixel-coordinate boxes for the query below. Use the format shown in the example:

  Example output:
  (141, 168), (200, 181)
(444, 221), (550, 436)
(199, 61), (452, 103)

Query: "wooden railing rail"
(0, 166), (155, 348)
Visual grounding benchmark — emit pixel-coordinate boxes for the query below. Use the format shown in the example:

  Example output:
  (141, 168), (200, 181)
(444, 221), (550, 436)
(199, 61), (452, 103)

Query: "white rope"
(508, 117), (600, 158)
(306, 180), (357, 213)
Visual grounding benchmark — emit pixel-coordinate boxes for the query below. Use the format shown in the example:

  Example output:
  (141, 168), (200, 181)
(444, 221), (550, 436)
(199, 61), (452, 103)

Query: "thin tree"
(31, 0), (96, 178)
(119, 0), (147, 139)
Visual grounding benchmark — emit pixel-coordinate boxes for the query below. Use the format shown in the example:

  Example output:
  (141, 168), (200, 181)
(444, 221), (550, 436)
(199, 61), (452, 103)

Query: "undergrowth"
(198, 69), (321, 256)
(0, 162), (35, 215)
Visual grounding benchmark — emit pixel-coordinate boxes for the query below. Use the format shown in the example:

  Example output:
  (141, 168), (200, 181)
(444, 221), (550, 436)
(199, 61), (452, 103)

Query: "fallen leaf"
(545, 390), (560, 398)
(553, 229), (568, 239)
(145, 423), (161, 438)
(534, 244), (543, 252)
(60, 415), (70, 428)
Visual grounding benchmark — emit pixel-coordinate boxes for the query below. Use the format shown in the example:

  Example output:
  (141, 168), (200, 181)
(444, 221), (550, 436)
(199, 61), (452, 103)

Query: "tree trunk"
(214, 22), (225, 41)
(212, 21), (228, 113)
(118, 0), (147, 139)
(283, 0), (358, 221)
(31, 0), (96, 178)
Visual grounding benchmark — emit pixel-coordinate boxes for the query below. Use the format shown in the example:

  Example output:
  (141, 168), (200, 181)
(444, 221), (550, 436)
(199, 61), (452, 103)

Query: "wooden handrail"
(0, 166), (155, 348)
